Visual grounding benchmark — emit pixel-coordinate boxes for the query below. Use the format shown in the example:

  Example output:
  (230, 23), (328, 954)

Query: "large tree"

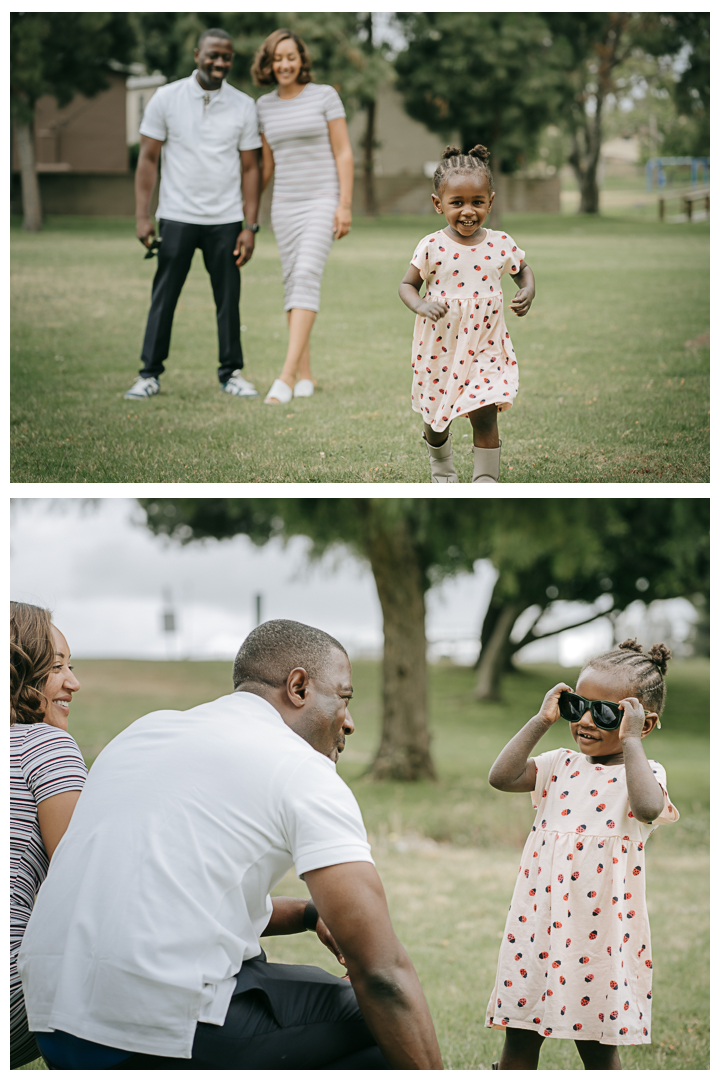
(138, 498), (485, 782)
(544, 12), (710, 213)
(11, 12), (135, 231)
(393, 13), (567, 175)
(137, 497), (708, 777)
(473, 498), (710, 699)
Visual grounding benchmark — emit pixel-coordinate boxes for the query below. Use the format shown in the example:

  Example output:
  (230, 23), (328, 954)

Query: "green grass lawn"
(11, 207), (708, 482)
(19, 657), (708, 1069)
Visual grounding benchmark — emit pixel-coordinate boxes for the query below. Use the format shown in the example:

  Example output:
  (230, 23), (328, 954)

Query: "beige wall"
(13, 72), (129, 174)
(347, 82), (449, 178)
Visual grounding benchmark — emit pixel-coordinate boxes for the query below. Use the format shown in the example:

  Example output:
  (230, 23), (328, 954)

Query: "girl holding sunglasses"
(485, 639), (679, 1070)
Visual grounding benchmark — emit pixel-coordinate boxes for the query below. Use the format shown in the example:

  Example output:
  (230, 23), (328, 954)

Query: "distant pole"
(255, 594), (262, 627)
(162, 587), (177, 659)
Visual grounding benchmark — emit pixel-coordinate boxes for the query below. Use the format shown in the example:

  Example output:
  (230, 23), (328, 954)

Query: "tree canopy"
(138, 498), (708, 778)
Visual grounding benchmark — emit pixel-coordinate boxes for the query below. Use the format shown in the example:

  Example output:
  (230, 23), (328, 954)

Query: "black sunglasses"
(558, 690), (649, 731)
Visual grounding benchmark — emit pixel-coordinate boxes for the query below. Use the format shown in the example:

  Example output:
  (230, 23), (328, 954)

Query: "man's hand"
(316, 916), (346, 966)
(233, 229), (255, 267)
(304, 862), (443, 1069)
(136, 216), (156, 249)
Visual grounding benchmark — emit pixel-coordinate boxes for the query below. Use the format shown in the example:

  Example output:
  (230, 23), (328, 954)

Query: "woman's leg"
(267, 309), (317, 399)
(468, 404), (499, 447)
(498, 1027), (544, 1069)
(575, 1040), (622, 1070)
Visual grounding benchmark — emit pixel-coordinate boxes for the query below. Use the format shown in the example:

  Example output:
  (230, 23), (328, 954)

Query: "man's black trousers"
(41, 955), (391, 1070)
(138, 218), (245, 384)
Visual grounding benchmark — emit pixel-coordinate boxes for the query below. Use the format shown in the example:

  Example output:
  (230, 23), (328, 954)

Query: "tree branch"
(510, 607), (612, 653)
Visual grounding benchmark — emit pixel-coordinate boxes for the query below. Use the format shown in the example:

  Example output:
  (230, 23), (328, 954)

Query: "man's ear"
(286, 667), (310, 708)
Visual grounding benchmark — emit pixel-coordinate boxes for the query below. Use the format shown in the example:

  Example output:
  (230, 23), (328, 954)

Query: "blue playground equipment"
(645, 156), (709, 191)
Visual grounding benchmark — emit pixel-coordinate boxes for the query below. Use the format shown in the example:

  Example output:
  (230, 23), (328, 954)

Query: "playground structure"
(646, 157), (710, 222)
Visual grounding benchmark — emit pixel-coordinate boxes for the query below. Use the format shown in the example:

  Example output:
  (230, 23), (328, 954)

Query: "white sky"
(10, 500), (696, 667)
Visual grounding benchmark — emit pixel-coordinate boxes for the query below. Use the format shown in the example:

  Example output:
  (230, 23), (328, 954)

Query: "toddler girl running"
(399, 145), (535, 483)
(486, 639), (679, 1070)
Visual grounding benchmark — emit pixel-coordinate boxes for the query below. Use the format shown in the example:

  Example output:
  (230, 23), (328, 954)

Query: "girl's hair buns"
(434, 145), (493, 194)
(581, 638), (671, 716)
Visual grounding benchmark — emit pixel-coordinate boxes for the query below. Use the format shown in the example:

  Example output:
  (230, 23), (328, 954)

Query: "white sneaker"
(124, 376), (160, 399)
(222, 370), (258, 397)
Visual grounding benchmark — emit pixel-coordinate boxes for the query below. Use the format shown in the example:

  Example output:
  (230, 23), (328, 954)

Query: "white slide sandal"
(264, 378), (293, 405)
(293, 379), (315, 398)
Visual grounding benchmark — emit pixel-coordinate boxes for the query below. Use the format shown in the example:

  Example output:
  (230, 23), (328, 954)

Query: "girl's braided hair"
(433, 144), (494, 195)
(11, 601), (55, 726)
(581, 638), (671, 716)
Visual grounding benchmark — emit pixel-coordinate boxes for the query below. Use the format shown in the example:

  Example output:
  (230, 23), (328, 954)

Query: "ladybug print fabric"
(485, 747), (678, 1044)
(409, 229), (525, 432)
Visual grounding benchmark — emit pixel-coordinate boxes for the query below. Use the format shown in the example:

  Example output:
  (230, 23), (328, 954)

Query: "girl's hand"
(510, 288), (534, 317)
(417, 299), (449, 321)
(333, 205), (352, 240)
(537, 683), (574, 726)
(316, 915), (346, 967)
(617, 697), (646, 741)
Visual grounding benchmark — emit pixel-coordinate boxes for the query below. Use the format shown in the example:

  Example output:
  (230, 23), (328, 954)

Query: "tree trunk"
(365, 516), (435, 781)
(362, 99), (378, 217)
(474, 600), (525, 701)
(15, 120), (43, 232)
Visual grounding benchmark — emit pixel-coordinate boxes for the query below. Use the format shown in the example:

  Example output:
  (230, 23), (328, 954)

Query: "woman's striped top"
(11, 723), (87, 945)
(257, 83), (346, 201)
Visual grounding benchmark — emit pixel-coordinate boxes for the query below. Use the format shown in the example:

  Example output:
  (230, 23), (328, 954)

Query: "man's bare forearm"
(135, 157), (158, 221)
(241, 158), (260, 226)
(260, 896), (308, 936)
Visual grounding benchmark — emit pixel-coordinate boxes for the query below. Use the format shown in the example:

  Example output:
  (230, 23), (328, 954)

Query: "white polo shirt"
(19, 692), (373, 1059)
(139, 72), (261, 225)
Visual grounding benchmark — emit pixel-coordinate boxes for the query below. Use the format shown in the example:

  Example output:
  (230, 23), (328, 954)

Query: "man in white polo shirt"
(125, 28), (262, 401)
(19, 621), (443, 1070)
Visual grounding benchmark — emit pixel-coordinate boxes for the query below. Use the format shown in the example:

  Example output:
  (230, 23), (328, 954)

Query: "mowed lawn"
(10, 210), (708, 483)
(19, 659), (709, 1070)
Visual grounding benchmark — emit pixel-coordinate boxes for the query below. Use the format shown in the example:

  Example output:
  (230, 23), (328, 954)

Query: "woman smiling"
(10, 602), (86, 1068)
(254, 29), (354, 403)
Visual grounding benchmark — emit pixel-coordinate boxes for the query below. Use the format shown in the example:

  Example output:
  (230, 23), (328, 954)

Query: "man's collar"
(190, 71), (225, 96)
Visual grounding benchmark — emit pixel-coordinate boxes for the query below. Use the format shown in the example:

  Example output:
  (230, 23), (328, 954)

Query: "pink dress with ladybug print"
(485, 747), (678, 1045)
(409, 228), (525, 432)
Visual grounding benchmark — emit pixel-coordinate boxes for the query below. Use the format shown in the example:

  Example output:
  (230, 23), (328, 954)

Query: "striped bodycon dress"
(258, 83), (346, 312)
(10, 723), (87, 1068)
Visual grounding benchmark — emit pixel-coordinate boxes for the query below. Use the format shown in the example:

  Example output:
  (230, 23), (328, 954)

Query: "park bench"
(658, 187), (710, 222)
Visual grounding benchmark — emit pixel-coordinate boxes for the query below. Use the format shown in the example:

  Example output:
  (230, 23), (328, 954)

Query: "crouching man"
(19, 620), (443, 1070)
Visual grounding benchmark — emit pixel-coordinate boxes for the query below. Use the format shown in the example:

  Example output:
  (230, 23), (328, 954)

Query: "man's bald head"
(233, 620), (348, 691)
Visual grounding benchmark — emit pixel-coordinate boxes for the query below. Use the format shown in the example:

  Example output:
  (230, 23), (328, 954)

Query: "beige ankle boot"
(425, 433), (458, 483)
(472, 441), (502, 483)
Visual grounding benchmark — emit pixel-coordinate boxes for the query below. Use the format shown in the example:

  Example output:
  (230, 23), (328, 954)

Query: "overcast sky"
(11, 500), (695, 667)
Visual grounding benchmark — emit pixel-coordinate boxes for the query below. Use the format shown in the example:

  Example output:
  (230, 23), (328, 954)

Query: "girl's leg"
(468, 404), (499, 447)
(498, 1027), (544, 1069)
(423, 420), (450, 447)
(574, 1040), (621, 1070)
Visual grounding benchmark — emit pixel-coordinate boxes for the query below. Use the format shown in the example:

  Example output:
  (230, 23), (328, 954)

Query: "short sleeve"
(321, 85), (346, 122)
(22, 727), (87, 806)
(280, 755), (374, 877)
(138, 87), (168, 142)
(410, 238), (430, 279)
(531, 748), (566, 811)
(647, 760), (680, 825)
(238, 99), (262, 151)
(497, 232), (525, 277)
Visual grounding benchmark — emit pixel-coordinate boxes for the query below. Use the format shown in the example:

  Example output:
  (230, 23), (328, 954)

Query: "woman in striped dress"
(254, 29), (354, 403)
(10, 603), (86, 1069)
